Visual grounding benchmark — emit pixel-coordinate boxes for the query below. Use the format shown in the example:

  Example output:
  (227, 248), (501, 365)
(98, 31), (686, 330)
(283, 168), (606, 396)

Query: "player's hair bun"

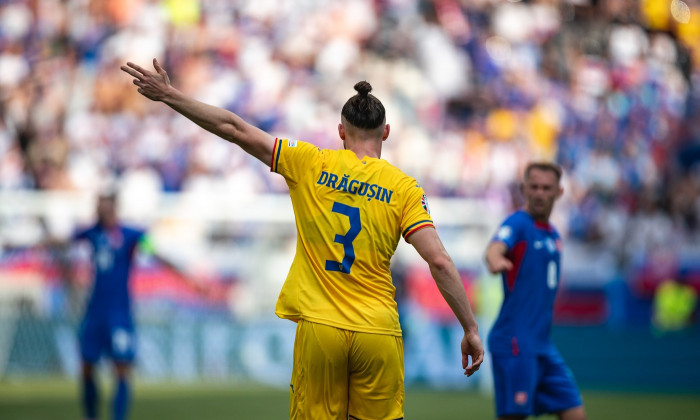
(342, 80), (384, 129)
(354, 81), (372, 97)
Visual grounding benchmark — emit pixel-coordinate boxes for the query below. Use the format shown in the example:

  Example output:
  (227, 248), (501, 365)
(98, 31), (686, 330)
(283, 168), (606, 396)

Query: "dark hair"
(341, 81), (385, 130)
(524, 162), (563, 182)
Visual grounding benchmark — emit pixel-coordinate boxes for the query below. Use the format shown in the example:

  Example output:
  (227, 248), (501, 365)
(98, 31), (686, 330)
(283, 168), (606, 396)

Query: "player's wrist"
(160, 84), (182, 105)
(463, 323), (479, 337)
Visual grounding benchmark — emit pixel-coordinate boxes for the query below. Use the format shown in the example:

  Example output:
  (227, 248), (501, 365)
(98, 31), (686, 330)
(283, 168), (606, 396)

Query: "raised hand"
(120, 58), (172, 102)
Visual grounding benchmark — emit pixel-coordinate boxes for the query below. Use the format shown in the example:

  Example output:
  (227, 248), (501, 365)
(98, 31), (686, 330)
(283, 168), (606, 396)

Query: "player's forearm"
(161, 87), (273, 164)
(484, 242), (507, 273)
(153, 253), (183, 276)
(122, 59), (270, 163)
(161, 86), (246, 143)
(430, 260), (479, 335)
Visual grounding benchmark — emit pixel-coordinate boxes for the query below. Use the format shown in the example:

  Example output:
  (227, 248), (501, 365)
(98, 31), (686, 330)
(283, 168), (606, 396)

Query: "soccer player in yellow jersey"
(122, 59), (483, 419)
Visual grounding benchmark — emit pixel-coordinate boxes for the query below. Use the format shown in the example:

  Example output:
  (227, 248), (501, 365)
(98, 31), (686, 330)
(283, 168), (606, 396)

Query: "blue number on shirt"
(325, 202), (361, 274)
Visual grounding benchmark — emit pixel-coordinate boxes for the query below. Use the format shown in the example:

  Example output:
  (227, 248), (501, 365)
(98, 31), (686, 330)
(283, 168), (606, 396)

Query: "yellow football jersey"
(271, 138), (434, 336)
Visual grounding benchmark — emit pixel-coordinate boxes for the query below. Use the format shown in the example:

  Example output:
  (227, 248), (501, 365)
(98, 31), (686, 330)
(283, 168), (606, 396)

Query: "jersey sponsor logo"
(514, 391), (528, 405)
(288, 139), (297, 147)
(421, 194), (430, 215)
(497, 226), (512, 240)
(316, 171), (394, 204)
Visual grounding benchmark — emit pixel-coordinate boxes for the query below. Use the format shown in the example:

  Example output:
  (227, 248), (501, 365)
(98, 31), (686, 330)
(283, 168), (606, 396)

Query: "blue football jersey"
(74, 224), (145, 322)
(487, 210), (562, 355)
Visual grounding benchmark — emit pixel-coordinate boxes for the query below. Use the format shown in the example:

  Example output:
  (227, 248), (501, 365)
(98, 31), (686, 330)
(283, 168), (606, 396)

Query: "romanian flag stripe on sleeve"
(271, 138), (283, 173)
(402, 220), (434, 239)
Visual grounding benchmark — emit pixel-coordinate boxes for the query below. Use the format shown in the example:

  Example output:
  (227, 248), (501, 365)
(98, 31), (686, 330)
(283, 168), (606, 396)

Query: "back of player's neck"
(345, 141), (381, 159)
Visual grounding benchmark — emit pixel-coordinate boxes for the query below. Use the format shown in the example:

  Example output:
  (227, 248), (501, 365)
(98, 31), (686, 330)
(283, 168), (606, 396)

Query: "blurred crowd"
(1, 0), (700, 265)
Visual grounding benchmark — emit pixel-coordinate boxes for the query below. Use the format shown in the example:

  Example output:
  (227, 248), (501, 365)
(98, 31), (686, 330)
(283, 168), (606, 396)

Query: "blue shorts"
(491, 349), (582, 417)
(79, 318), (136, 364)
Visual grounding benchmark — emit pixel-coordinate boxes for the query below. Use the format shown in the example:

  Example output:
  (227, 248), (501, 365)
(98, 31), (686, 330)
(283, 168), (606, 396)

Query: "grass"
(0, 379), (698, 419)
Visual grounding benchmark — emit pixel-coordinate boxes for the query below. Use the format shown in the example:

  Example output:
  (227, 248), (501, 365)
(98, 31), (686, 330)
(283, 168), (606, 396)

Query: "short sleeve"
(270, 138), (322, 185)
(492, 213), (524, 251)
(401, 183), (434, 240)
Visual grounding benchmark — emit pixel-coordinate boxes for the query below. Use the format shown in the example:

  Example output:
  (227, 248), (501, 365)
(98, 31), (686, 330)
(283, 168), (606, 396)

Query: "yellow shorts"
(289, 320), (404, 420)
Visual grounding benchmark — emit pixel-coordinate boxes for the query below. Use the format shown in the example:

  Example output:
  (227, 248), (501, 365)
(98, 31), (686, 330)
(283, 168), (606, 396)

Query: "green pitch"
(0, 380), (698, 419)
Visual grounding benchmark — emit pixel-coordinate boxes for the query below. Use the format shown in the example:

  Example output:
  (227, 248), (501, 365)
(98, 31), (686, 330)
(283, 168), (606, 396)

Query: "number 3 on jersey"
(325, 202), (362, 274)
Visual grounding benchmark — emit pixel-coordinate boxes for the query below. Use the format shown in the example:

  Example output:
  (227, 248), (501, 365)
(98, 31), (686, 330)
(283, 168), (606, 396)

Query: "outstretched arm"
(484, 241), (512, 274)
(138, 235), (212, 298)
(120, 59), (275, 166)
(407, 227), (483, 377)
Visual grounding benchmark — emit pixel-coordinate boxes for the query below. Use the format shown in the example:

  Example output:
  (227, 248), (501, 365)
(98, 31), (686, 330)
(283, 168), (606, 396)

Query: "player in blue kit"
(72, 191), (196, 420)
(484, 162), (586, 420)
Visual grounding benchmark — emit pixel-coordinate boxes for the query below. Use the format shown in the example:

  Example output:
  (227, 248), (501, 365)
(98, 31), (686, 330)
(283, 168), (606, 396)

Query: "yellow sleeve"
(400, 181), (434, 240)
(270, 138), (322, 185)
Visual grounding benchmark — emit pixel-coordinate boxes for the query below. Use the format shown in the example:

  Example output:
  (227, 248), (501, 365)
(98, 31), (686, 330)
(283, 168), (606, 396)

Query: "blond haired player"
(122, 59), (483, 419)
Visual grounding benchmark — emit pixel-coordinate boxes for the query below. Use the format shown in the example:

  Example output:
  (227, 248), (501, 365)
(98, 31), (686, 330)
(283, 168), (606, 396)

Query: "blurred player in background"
(484, 163), (586, 420)
(121, 58), (483, 419)
(71, 191), (200, 420)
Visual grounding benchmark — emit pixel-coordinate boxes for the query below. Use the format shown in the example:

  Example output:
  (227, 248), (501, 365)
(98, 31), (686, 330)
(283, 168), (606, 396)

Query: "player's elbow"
(218, 120), (263, 155)
(427, 252), (454, 274)
(217, 121), (243, 143)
